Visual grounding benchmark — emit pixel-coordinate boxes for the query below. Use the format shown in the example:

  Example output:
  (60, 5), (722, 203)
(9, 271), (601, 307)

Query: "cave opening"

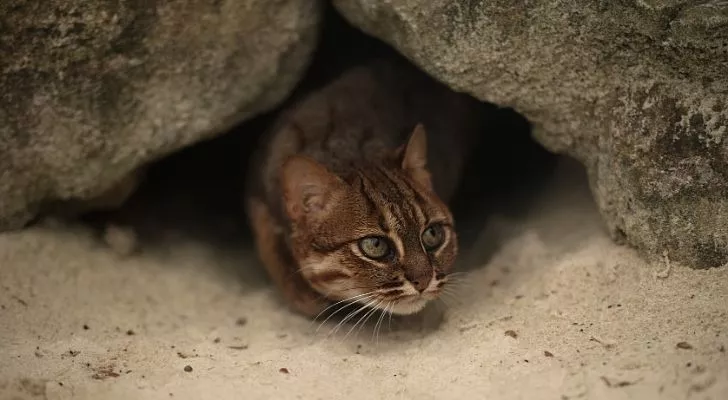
(80, 3), (561, 269)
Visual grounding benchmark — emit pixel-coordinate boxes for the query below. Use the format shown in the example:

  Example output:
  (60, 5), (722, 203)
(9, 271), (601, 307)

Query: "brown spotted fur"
(244, 58), (482, 317)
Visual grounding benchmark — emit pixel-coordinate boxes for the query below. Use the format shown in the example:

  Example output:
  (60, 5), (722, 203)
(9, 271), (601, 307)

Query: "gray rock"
(0, 0), (321, 229)
(334, 0), (728, 268)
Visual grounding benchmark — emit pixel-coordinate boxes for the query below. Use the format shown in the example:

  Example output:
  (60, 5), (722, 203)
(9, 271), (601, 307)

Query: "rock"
(0, 0), (321, 229)
(333, 0), (728, 268)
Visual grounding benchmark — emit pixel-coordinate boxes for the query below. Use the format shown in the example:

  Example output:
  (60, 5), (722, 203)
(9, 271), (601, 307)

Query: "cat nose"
(405, 272), (432, 292)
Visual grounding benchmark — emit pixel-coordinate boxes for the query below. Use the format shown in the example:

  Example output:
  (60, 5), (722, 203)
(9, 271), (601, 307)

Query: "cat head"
(280, 124), (458, 315)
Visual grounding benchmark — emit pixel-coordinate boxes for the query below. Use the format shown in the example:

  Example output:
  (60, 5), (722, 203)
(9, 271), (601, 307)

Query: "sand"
(1, 159), (726, 400)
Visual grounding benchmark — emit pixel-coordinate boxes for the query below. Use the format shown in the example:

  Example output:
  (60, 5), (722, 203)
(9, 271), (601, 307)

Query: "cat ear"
(397, 123), (433, 190)
(280, 155), (346, 223)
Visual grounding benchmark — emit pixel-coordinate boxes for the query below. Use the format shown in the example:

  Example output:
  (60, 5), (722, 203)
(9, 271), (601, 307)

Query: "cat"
(244, 58), (483, 318)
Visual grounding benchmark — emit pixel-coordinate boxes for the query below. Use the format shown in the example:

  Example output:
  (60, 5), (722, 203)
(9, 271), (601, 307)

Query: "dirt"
(91, 365), (121, 380)
(676, 342), (694, 350)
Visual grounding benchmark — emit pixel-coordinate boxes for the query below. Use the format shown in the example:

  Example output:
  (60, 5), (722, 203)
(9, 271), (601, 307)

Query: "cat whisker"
(347, 300), (383, 341)
(352, 308), (378, 340)
(313, 290), (374, 322)
(366, 302), (387, 331)
(315, 302), (357, 338)
(444, 276), (473, 285)
(446, 271), (470, 277)
(328, 305), (367, 339)
(441, 286), (456, 294)
(439, 290), (464, 308)
(436, 298), (457, 319)
(433, 298), (448, 316)
(440, 278), (474, 291)
(314, 291), (377, 334)
(329, 298), (379, 338)
(439, 294), (470, 321)
(371, 309), (383, 344)
(442, 273), (472, 283)
(442, 282), (471, 292)
(387, 302), (395, 332)
(320, 304), (362, 338)
(437, 296), (452, 310)
(373, 301), (392, 345)
(444, 272), (470, 280)
(441, 286), (469, 300)
(439, 280), (460, 290)
(350, 302), (381, 338)
(440, 282), (463, 295)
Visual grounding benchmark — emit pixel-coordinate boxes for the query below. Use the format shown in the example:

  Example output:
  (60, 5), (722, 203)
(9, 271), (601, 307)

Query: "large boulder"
(0, 0), (321, 229)
(334, 0), (728, 268)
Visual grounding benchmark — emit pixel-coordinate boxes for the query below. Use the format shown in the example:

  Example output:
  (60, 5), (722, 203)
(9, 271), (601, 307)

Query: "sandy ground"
(1, 159), (726, 400)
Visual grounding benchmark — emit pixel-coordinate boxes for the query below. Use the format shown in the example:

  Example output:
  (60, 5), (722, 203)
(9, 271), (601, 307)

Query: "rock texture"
(0, 0), (321, 229)
(334, 0), (728, 268)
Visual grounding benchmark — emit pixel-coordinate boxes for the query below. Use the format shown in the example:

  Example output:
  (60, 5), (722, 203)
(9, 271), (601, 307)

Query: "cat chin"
(386, 297), (430, 315)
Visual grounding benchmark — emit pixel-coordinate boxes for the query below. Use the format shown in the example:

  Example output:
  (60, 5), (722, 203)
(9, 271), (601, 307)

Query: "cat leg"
(246, 197), (329, 317)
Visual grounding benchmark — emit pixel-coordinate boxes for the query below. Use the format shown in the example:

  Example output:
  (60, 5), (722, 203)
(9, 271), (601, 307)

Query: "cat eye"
(358, 236), (393, 260)
(421, 224), (445, 251)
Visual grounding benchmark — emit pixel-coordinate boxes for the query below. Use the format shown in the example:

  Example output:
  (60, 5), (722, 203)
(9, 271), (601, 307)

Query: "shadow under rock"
(448, 107), (560, 273)
(81, 120), (270, 290)
(454, 155), (598, 278)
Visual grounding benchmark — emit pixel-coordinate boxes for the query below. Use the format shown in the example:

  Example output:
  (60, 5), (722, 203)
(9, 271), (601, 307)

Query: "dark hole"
(79, 3), (559, 278)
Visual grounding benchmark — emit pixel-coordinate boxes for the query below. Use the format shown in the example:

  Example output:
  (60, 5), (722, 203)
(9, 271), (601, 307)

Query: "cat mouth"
(368, 280), (445, 315)
(376, 292), (438, 315)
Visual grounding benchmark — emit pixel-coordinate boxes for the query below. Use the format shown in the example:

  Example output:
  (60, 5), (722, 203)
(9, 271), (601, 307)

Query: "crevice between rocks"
(75, 4), (565, 265)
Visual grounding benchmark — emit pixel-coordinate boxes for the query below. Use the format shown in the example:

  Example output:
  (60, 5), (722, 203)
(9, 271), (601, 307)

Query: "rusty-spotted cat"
(244, 58), (482, 318)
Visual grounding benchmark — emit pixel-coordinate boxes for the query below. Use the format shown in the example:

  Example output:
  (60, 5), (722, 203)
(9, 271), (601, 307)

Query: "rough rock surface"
(0, 0), (321, 229)
(334, 0), (728, 268)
